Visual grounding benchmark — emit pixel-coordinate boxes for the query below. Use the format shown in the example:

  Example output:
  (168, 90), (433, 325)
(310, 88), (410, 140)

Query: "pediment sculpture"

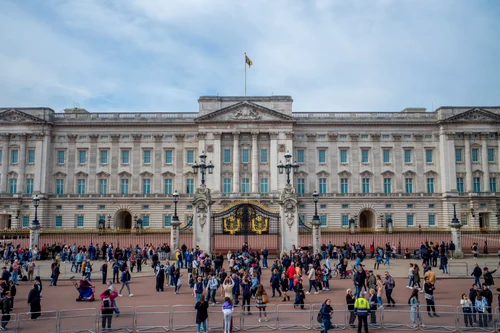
(230, 107), (261, 120)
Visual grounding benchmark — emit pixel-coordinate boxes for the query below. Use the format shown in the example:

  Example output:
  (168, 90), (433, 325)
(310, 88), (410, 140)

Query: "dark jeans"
(272, 287), (281, 297)
(30, 303), (41, 319)
(113, 271), (119, 283)
(357, 315), (368, 333)
(463, 312), (473, 326)
(1, 314), (10, 329)
(426, 299), (436, 314)
(102, 272), (107, 285)
(322, 318), (331, 333)
(385, 289), (396, 305)
(242, 295), (251, 314)
(308, 280), (318, 293)
(348, 310), (356, 325)
(101, 311), (113, 329)
(477, 311), (488, 327)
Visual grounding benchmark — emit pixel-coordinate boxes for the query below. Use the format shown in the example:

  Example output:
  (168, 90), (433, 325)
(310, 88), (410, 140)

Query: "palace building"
(0, 96), (499, 238)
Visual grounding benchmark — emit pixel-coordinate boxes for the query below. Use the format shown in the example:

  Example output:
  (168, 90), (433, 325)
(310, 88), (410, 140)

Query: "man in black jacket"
(469, 284), (479, 323)
(482, 283), (493, 323)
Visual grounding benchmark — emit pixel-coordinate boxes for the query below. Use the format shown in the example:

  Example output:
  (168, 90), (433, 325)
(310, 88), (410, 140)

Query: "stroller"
(70, 276), (95, 302)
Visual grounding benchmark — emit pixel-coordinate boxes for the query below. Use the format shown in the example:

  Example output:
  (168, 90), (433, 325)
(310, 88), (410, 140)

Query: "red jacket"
(287, 265), (296, 279)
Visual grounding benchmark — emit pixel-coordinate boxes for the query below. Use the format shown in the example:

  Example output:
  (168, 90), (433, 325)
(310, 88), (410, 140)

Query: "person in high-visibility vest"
(354, 292), (371, 333)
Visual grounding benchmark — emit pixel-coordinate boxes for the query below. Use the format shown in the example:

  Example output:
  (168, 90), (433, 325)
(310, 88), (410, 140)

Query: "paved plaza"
(6, 256), (500, 332)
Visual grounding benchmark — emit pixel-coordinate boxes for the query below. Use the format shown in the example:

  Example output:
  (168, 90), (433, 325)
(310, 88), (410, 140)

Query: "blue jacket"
(321, 303), (333, 320)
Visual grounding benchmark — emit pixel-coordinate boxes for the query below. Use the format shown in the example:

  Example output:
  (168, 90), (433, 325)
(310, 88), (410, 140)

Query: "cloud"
(0, 0), (499, 112)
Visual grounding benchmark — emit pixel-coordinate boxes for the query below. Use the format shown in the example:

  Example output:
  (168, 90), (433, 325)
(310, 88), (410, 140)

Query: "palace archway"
(359, 209), (375, 229)
(115, 210), (132, 229)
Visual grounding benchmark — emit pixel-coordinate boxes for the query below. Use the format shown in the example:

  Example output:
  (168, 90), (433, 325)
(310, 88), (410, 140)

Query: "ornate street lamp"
(379, 214), (384, 228)
(134, 215), (138, 229)
(107, 214), (111, 229)
(98, 218), (105, 229)
(192, 151), (214, 186)
(451, 204), (460, 225)
(312, 191), (320, 225)
(32, 195), (40, 226)
(277, 151), (299, 185)
(172, 190), (180, 224)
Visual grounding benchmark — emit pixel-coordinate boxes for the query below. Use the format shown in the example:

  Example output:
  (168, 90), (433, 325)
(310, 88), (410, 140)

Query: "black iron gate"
(211, 203), (281, 254)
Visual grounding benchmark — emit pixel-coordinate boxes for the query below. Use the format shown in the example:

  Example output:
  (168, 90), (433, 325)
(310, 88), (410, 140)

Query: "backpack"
(317, 311), (323, 323)
(102, 296), (111, 309)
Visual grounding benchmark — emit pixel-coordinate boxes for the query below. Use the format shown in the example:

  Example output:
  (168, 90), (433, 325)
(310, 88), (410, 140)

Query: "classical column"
(153, 134), (163, 194)
(498, 132), (500, 176)
(481, 133), (490, 192)
(329, 134), (339, 193)
(88, 134), (99, 194)
(17, 134), (27, 193)
(33, 135), (44, 193)
(174, 134), (185, 192)
(280, 186), (298, 254)
(414, 134), (425, 192)
(306, 134), (316, 193)
(393, 134), (403, 192)
(212, 132), (222, 192)
(232, 132), (240, 193)
(270, 132), (279, 192)
(350, 134), (360, 193)
(40, 134), (52, 194)
(132, 134), (142, 193)
(251, 132), (259, 192)
(1, 134), (10, 193)
(110, 135), (120, 193)
(193, 188), (212, 254)
(67, 135), (77, 194)
(464, 134), (473, 192)
(371, 134), (381, 191)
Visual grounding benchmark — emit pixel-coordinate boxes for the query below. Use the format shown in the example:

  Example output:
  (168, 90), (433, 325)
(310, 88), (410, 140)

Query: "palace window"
(405, 178), (413, 193)
(361, 149), (369, 163)
(121, 150), (129, 164)
(340, 149), (348, 163)
(362, 178), (370, 193)
(488, 148), (495, 162)
(242, 149), (249, 163)
(99, 179), (107, 195)
(473, 177), (481, 193)
(341, 215), (349, 227)
(77, 179), (86, 194)
(164, 215), (171, 227)
(320, 215), (327, 227)
(319, 178), (327, 194)
(297, 149), (305, 163)
(260, 178), (269, 193)
(407, 214), (414, 227)
(186, 150), (194, 164)
(472, 148), (479, 162)
(55, 216), (63, 228)
(164, 179), (173, 195)
(57, 151), (65, 164)
(77, 215), (85, 228)
(297, 178), (305, 194)
(142, 216), (150, 228)
(143, 179), (151, 194)
(455, 149), (463, 162)
(425, 149), (433, 163)
(340, 178), (348, 194)
(428, 214), (436, 226)
(186, 179), (194, 194)
(223, 149), (231, 163)
(143, 150), (151, 164)
(27, 150), (35, 164)
(404, 149), (412, 163)
(121, 179), (129, 195)
(165, 150), (173, 164)
(457, 177), (464, 193)
(100, 150), (108, 164)
(26, 179), (34, 194)
(383, 149), (390, 163)
(384, 178), (392, 193)
(260, 149), (268, 163)
(78, 150), (87, 164)
(427, 178), (435, 193)
(22, 216), (29, 228)
(490, 177), (497, 192)
(223, 178), (231, 193)
(11, 149), (18, 164)
(241, 178), (250, 193)
(9, 179), (17, 194)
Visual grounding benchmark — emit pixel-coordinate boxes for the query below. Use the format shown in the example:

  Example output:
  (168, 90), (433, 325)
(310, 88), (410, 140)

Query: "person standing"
(460, 293), (473, 327)
(368, 289), (377, 325)
(270, 269), (281, 298)
(255, 284), (269, 323)
(483, 266), (499, 290)
(27, 282), (41, 320)
(194, 277), (204, 302)
(346, 289), (356, 327)
(106, 280), (120, 317)
(0, 291), (11, 331)
(51, 264), (60, 287)
(206, 274), (218, 305)
(475, 293), (488, 328)
(241, 276), (252, 315)
(195, 294), (209, 333)
(306, 264), (319, 295)
(155, 265), (165, 292)
(221, 297), (233, 333)
(383, 271), (396, 307)
(409, 288), (420, 328)
(320, 299), (333, 333)
(100, 262), (108, 285)
(424, 279), (439, 318)
(112, 260), (120, 284)
(471, 264), (482, 287)
(481, 283), (493, 324)
(100, 289), (118, 330)
(469, 283), (479, 324)
(118, 267), (133, 297)
(407, 263), (414, 288)
(26, 259), (36, 282)
(354, 292), (370, 333)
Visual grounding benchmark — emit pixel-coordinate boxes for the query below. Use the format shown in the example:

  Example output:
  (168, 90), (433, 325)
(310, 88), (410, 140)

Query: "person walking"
(375, 275), (383, 307)
(255, 284), (269, 323)
(320, 298), (333, 333)
(424, 279), (439, 318)
(270, 269), (282, 298)
(281, 273), (290, 302)
(306, 264), (319, 295)
(27, 282), (41, 320)
(0, 291), (11, 331)
(471, 264), (482, 287)
(460, 293), (473, 327)
(50, 264), (60, 287)
(112, 260), (120, 284)
(26, 259), (36, 282)
(206, 274), (219, 305)
(409, 288), (420, 328)
(221, 297), (233, 333)
(346, 289), (356, 327)
(118, 267), (133, 297)
(100, 288), (118, 330)
(412, 264), (421, 290)
(194, 277), (204, 302)
(195, 294), (209, 333)
(354, 292), (370, 333)
(407, 263), (414, 288)
(383, 271), (396, 307)
(155, 265), (165, 292)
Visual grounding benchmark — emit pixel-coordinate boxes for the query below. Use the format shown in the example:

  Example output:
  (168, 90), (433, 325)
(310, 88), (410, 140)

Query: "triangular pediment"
(0, 109), (45, 123)
(195, 101), (295, 122)
(442, 108), (500, 123)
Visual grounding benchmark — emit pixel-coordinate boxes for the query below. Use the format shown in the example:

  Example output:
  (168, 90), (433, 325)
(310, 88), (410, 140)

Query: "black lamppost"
(192, 151), (214, 186)
(379, 214), (384, 228)
(134, 215), (138, 229)
(312, 191), (320, 225)
(107, 214), (111, 229)
(172, 190), (180, 224)
(451, 204), (460, 225)
(98, 218), (105, 229)
(277, 151), (299, 185)
(32, 195), (40, 226)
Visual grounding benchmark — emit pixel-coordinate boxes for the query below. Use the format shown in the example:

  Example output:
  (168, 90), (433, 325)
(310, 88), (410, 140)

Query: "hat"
(309, 264), (313, 267)
(484, 267), (488, 271)
(2, 267), (6, 270)
(369, 270), (373, 273)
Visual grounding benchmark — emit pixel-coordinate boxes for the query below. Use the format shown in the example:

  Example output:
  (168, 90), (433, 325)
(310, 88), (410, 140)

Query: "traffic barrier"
(419, 305), (457, 332)
(457, 306), (492, 333)
(448, 262), (469, 276)
(170, 305), (199, 331)
(17, 310), (58, 333)
(241, 304), (277, 331)
(135, 305), (170, 332)
(58, 308), (98, 333)
(311, 303), (347, 331)
(97, 305), (134, 333)
(382, 307), (421, 331)
(208, 306), (243, 332)
(276, 303), (312, 330)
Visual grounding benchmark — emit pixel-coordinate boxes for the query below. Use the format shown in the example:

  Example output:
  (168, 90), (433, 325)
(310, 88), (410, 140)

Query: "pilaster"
(132, 134), (142, 193)
(393, 134), (403, 192)
(212, 132), (222, 193)
(464, 133), (473, 192)
(88, 134), (99, 194)
(350, 134), (360, 193)
(1, 134), (10, 193)
(481, 133), (490, 192)
(251, 132), (259, 193)
(192, 187), (212, 254)
(232, 132), (240, 193)
(67, 135), (77, 194)
(110, 134), (120, 193)
(17, 134), (27, 194)
(371, 134), (382, 191)
(328, 133), (338, 193)
(414, 134), (425, 192)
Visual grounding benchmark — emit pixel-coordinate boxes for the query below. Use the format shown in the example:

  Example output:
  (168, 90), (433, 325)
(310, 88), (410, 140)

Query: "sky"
(0, 0), (499, 113)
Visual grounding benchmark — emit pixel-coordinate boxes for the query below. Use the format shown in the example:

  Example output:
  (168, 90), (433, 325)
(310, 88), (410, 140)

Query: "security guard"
(354, 292), (371, 333)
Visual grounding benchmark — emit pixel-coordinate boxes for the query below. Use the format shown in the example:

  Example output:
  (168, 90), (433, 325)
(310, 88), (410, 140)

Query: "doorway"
(115, 211), (132, 229)
(479, 213), (489, 229)
(359, 210), (375, 229)
(0, 215), (11, 229)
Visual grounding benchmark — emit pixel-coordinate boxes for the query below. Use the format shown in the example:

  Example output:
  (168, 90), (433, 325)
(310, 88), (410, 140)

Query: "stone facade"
(0, 97), (499, 232)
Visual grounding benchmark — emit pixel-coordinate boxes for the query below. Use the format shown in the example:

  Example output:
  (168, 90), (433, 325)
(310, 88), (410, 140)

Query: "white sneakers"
(118, 294), (123, 297)
(129, 294), (134, 297)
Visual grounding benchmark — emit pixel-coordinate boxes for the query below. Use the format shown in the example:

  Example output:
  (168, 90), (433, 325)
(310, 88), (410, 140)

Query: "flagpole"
(244, 52), (247, 97)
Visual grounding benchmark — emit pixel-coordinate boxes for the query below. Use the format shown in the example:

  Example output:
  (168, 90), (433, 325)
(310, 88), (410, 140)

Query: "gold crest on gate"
(223, 216), (240, 234)
(251, 215), (269, 234)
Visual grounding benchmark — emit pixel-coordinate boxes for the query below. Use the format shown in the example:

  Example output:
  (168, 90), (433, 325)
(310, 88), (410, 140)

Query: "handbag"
(262, 294), (269, 304)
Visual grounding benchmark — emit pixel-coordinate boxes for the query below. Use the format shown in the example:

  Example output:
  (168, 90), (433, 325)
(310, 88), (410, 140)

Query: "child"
(222, 297), (233, 333)
(460, 293), (473, 327)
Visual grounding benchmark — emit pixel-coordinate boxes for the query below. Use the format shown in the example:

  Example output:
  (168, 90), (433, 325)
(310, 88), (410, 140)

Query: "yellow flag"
(245, 55), (253, 67)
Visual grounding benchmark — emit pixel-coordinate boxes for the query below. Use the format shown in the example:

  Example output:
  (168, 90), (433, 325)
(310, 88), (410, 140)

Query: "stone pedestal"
(349, 221), (355, 234)
(312, 223), (321, 253)
(170, 222), (180, 259)
(280, 184), (298, 255)
(192, 187), (212, 255)
(451, 225), (464, 258)
(29, 225), (40, 250)
(386, 220), (393, 234)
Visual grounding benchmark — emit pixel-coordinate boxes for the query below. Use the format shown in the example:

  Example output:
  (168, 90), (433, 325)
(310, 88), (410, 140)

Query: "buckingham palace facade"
(0, 96), (499, 231)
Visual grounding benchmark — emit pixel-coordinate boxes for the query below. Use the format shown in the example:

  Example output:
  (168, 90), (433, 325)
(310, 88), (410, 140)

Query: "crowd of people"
(0, 238), (499, 332)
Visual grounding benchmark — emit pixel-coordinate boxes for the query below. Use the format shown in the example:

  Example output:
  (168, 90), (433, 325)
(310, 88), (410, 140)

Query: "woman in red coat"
(100, 289), (118, 330)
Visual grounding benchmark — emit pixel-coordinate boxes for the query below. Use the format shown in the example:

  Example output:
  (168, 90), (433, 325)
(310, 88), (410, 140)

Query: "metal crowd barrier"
(448, 262), (469, 276)
(7, 303), (500, 333)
